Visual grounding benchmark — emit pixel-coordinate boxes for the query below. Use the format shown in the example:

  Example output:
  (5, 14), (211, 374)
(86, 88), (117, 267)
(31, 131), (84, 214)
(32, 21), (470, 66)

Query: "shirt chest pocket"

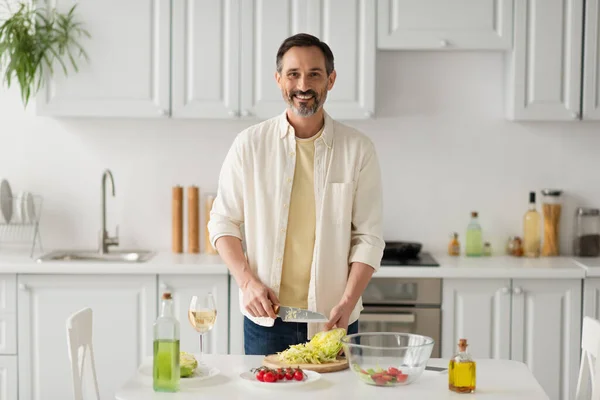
(327, 182), (354, 226)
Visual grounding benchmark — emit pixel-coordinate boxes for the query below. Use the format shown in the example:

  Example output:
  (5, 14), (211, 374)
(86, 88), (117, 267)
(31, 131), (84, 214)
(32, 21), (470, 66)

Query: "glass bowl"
(341, 332), (434, 387)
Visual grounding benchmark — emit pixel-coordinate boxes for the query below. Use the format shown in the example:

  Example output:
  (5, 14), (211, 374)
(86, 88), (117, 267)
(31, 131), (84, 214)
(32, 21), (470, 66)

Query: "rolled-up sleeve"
(348, 141), (385, 271)
(208, 134), (245, 247)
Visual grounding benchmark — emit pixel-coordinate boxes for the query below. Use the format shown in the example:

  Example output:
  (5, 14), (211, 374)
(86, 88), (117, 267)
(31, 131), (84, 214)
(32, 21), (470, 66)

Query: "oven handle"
(359, 313), (416, 323)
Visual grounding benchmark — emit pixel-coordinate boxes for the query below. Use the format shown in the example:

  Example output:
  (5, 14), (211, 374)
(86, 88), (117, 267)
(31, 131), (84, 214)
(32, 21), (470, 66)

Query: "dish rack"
(0, 194), (43, 257)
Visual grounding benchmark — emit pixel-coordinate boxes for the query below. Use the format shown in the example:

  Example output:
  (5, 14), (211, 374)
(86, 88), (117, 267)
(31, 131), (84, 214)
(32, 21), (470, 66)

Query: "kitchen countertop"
(571, 257), (600, 277)
(0, 250), (587, 278)
(0, 251), (228, 274)
(373, 254), (586, 279)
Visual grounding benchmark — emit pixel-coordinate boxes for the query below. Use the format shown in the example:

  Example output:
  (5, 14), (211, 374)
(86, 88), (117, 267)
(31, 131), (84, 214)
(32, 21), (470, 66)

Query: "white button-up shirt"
(208, 110), (384, 338)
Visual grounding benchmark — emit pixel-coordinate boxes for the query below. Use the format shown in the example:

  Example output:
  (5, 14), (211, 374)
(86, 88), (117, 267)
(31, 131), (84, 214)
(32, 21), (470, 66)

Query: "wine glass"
(188, 293), (217, 364)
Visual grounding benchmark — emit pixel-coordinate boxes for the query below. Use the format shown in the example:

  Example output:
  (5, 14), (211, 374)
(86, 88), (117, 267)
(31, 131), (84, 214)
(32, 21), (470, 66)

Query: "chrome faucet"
(100, 169), (119, 254)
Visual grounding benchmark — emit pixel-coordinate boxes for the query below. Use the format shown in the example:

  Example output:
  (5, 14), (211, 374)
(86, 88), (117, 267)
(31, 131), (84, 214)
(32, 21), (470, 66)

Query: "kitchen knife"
(273, 305), (329, 323)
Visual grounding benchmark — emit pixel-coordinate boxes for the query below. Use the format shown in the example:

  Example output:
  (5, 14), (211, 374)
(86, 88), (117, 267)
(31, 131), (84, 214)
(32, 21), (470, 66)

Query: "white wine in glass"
(188, 293), (217, 362)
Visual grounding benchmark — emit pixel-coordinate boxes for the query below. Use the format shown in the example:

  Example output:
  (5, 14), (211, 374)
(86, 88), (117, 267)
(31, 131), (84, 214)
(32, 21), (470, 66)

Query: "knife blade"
(273, 305), (329, 323)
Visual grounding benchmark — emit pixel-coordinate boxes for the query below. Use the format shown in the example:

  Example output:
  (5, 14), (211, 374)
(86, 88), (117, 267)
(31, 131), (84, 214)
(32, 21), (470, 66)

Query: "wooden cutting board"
(262, 354), (349, 373)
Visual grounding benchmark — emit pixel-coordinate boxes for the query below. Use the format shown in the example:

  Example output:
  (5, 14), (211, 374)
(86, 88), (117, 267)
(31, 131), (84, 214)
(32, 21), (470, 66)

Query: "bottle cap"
(162, 292), (172, 300)
(471, 211), (478, 218)
(529, 191), (536, 203)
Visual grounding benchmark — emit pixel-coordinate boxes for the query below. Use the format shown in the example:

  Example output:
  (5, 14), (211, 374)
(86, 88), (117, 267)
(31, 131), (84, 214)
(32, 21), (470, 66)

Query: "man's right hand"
(242, 278), (279, 319)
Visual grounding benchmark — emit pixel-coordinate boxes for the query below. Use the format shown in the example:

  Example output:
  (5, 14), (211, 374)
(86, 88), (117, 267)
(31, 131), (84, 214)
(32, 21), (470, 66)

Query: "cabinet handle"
(159, 109), (168, 116)
(572, 112), (580, 119)
(228, 110), (239, 117)
(513, 287), (523, 295)
(241, 110), (252, 117)
(364, 111), (373, 118)
(501, 287), (510, 294)
(18, 283), (28, 291)
(439, 39), (449, 47)
(159, 283), (170, 293)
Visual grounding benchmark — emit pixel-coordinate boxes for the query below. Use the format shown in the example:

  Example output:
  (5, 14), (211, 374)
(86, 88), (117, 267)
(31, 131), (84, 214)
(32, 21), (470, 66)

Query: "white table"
(115, 354), (549, 400)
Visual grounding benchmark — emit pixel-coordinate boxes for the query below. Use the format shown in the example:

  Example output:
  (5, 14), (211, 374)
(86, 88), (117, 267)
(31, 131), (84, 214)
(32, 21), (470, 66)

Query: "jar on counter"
(541, 189), (563, 256)
(574, 207), (600, 257)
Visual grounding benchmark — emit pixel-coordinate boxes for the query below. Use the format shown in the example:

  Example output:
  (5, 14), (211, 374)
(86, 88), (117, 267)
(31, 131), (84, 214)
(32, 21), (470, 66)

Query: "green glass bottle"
(466, 211), (483, 257)
(153, 292), (180, 392)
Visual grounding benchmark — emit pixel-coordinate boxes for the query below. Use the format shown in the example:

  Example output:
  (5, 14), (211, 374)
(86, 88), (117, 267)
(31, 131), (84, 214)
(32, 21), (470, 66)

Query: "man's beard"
(286, 88), (326, 117)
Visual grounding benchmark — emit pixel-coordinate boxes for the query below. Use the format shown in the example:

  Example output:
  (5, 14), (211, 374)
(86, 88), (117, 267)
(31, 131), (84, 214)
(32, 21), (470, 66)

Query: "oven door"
(358, 306), (441, 358)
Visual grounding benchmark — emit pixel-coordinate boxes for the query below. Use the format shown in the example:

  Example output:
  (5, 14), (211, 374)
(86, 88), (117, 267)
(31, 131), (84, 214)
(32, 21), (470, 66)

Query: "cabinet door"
(240, 0), (374, 120)
(441, 279), (511, 360)
(0, 275), (16, 355)
(506, 0), (583, 120)
(511, 279), (581, 400)
(158, 275), (229, 355)
(228, 276), (244, 354)
(171, 0), (240, 118)
(0, 356), (17, 400)
(17, 275), (156, 400)
(304, 0), (375, 119)
(377, 0), (513, 50)
(584, 278), (600, 320)
(35, 0), (170, 117)
(583, 0), (600, 120)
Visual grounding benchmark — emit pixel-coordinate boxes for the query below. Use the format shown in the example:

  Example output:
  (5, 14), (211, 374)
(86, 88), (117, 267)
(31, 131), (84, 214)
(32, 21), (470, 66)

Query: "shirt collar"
(278, 109), (333, 147)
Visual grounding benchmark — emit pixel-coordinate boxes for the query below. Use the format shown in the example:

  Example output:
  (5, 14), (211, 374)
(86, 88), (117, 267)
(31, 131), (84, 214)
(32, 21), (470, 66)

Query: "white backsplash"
(1, 51), (599, 256)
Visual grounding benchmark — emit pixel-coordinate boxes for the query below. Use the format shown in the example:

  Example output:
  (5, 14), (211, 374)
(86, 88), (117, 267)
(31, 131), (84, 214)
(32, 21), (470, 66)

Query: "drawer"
(0, 356), (17, 399)
(0, 275), (16, 314)
(0, 314), (16, 354)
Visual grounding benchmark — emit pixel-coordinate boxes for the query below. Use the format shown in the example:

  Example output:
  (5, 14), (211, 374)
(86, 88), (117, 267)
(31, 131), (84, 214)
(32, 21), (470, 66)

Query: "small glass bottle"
(448, 232), (460, 256)
(449, 338), (476, 393)
(483, 242), (492, 256)
(153, 292), (180, 392)
(523, 191), (541, 258)
(465, 212), (483, 257)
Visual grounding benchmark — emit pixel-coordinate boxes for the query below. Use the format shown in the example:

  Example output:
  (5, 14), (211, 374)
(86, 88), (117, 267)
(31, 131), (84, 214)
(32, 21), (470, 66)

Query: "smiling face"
(276, 46), (336, 118)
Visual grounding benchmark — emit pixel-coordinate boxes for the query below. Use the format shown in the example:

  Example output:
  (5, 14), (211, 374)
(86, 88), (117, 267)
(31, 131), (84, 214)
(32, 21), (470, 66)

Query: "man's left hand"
(325, 301), (352, 331)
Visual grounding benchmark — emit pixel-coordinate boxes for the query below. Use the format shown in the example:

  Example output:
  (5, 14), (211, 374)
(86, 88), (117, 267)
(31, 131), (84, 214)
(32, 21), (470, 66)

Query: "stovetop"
(380, 251), (440, 267)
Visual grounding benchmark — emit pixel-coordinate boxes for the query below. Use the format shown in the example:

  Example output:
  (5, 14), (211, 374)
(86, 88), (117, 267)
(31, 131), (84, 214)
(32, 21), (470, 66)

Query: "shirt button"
(277, 257), (282, 262)
(287, 178), (292, 183)
(290, 151), (295, 156)
(280, 228), (285, 233)
(283, 203), (288, 208)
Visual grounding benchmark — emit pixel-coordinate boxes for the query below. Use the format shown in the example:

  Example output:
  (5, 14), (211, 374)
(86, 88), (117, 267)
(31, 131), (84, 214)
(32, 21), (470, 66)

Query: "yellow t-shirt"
(278, 126), (323, 309)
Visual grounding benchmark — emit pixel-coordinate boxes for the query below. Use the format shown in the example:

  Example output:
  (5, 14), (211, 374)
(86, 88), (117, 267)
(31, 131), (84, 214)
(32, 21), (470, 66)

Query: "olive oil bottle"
(153, 292), (180, 392)
(449, 338), (476, 393)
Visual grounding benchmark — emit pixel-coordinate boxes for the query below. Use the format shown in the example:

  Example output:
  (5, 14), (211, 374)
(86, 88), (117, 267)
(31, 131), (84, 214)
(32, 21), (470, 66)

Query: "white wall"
(1, 51), (599, 256)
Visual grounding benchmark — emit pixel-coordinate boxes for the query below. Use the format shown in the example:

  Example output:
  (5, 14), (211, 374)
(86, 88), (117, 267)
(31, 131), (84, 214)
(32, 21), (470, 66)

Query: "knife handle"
(273, 304), (280, 314)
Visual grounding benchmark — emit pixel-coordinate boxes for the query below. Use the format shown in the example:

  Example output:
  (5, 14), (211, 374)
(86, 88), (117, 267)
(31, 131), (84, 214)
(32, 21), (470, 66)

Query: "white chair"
(576, 316), (600, 400)
(66, 307), (101, 400)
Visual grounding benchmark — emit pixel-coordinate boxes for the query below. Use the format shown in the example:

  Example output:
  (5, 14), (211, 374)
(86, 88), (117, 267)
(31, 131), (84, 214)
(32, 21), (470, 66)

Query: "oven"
(359, 278), (442, 358)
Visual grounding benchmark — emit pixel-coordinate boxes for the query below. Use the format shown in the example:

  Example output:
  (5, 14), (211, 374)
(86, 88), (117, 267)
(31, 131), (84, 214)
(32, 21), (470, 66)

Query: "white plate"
(22, 192), (35, 223)
(138, 364), (220, 385)
(0, 179), (13, 224)
(240, 370), (321, 387)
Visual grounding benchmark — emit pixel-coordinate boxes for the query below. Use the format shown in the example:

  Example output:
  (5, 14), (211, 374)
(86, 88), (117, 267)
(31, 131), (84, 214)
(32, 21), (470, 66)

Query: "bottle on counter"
(153, 292), (180, 392)
(483, 242), (492, 256)
(523, 191), (541, 258)
(465, 212), (483, 257)
(448, 232), (460, 256)
(448, 338), (476, 394)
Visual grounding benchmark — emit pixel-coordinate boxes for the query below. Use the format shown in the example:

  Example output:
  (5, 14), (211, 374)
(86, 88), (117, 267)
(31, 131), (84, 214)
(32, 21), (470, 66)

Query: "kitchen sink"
(36, 249), (155, 263)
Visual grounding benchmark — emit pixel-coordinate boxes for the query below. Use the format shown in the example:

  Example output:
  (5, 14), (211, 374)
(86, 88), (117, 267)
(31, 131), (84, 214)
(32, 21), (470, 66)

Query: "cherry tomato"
(396, 373), (408, 383)
(285, 372), (293, 380)
(387, 367), (401, 376)
(263, 371), (276, 383)
(256, 370), (265, 381)
(294, 370), (304, 381)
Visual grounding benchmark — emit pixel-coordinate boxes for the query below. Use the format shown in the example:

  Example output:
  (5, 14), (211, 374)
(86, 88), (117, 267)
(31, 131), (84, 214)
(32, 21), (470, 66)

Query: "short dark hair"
(276, 33), (335, 76)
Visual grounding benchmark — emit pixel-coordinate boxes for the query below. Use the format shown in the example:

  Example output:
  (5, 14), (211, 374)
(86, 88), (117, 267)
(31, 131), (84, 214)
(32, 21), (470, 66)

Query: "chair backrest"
(577, 316), (600, 400)
(66, 307), (100, 400)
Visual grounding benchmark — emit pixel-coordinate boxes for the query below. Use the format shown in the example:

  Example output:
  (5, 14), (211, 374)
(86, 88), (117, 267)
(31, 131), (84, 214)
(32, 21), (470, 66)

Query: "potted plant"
(0, 1), (90, 107)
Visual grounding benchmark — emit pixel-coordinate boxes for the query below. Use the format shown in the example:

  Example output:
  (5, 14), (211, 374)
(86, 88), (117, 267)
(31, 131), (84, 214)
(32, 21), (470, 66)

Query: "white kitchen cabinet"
(0, 275), (16, 355)
(171, 0), (240, 118)
(442, 278), (582, 400)
(17, 275), (156, 400)
(35, 0), (170, 117)
(157, 275), (229, 355)
(229, 276), (244, 355)
(377, 0), (513, 50)
(441, 279), (511, 360)
(240, 0), (375, 120)
(584, 278), (600, 320)
(506, 0), (584, 121)
(583, 0), (600, 120)
(0, 356), (17, 400)
(510, 279), (581, 400)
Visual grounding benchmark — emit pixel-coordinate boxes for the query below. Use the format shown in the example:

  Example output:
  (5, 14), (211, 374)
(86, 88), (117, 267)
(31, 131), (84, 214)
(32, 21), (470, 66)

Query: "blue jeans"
(244, 316), (359, 355)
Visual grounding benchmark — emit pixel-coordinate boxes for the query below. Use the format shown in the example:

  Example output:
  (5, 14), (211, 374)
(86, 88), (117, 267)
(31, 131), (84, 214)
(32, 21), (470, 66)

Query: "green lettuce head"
(180, 352), (198, 377)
